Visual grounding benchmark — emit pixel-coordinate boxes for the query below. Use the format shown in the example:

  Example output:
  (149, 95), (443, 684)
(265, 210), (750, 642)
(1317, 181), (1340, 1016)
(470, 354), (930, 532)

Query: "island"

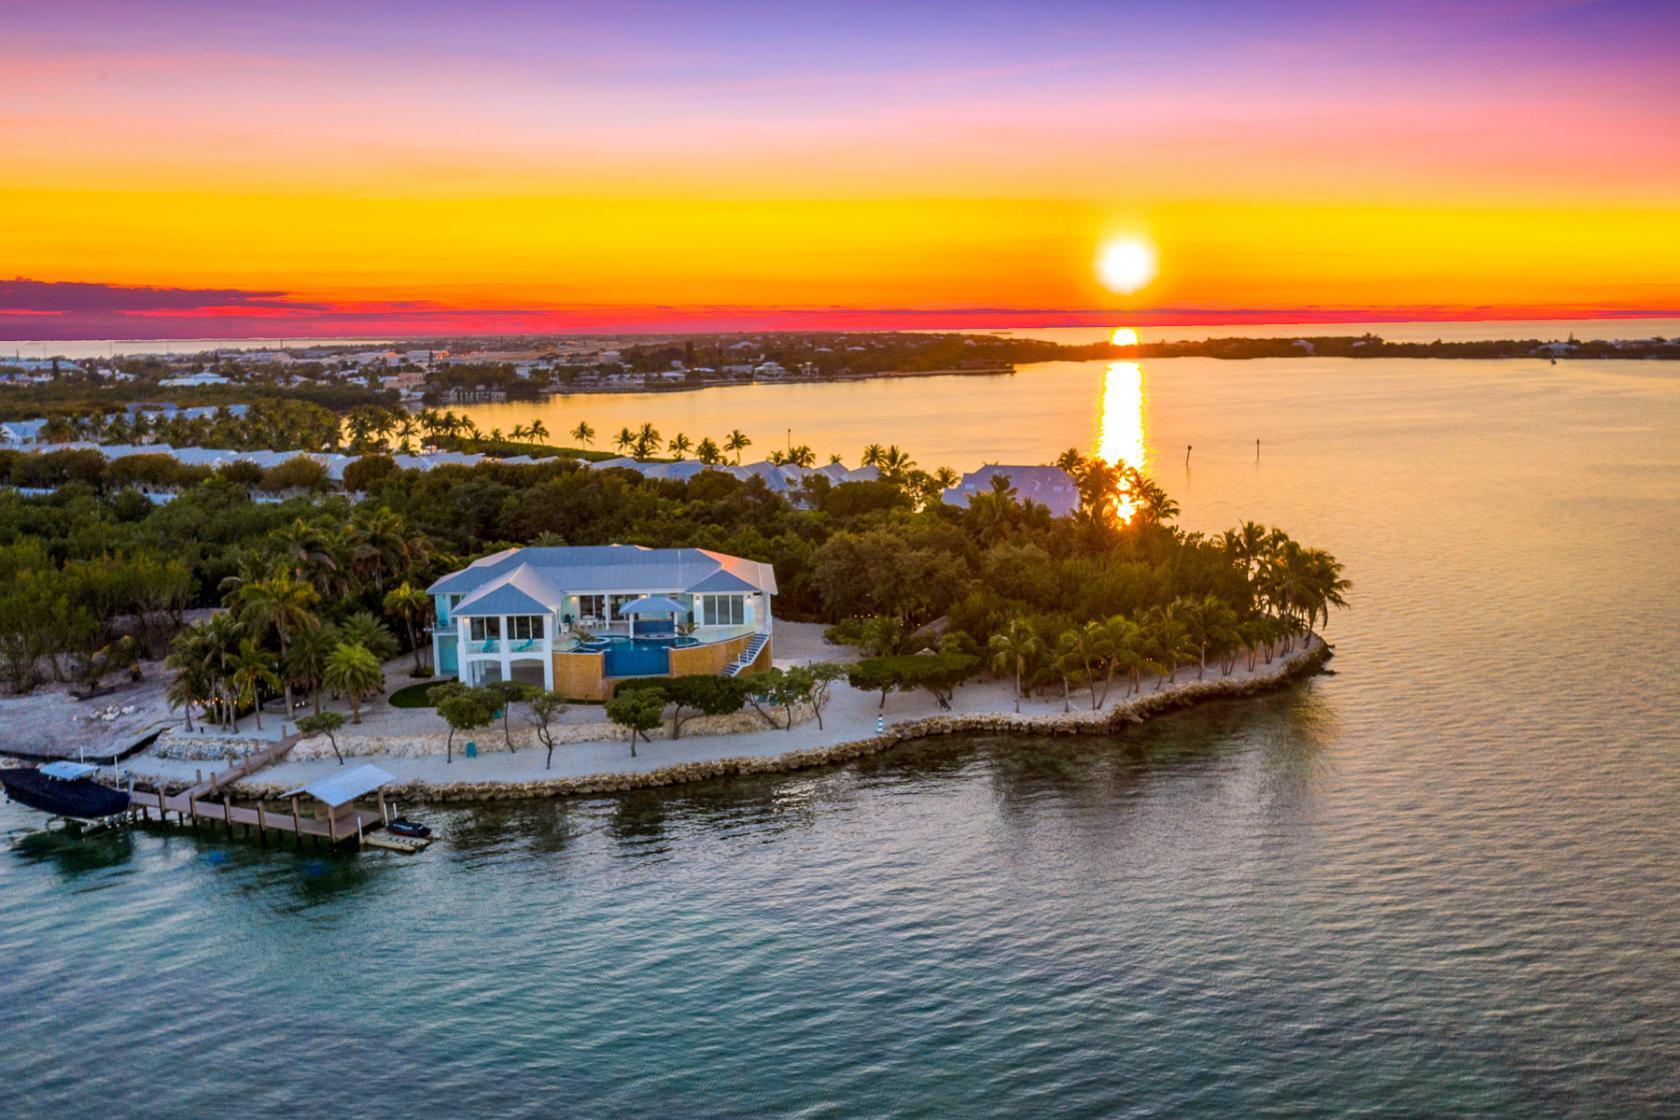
(0, 435), (1347, 812)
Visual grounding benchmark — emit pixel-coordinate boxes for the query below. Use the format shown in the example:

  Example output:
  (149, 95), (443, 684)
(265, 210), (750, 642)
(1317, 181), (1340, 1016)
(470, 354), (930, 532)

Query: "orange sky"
(4, 1), (1678, 336)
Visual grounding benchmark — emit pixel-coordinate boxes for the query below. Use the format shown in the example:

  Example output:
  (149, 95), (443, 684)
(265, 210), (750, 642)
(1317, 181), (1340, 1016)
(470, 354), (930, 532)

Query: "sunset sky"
(4, 0), (1678, 338)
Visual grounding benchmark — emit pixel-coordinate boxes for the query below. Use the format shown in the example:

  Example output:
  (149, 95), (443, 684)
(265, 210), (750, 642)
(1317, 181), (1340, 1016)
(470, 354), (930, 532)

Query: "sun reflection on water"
(1094, 359), (1149, 519)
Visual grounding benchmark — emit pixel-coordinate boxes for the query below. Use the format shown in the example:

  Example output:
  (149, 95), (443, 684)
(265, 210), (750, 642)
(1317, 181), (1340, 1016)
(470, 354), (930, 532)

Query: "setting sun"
(1097, 239), (1157, 295)
(1110, 326), (1140, 346)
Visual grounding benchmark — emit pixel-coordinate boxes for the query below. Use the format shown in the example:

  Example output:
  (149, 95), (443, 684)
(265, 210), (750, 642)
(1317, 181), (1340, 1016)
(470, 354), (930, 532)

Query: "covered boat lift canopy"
(284, 764), (394, 809)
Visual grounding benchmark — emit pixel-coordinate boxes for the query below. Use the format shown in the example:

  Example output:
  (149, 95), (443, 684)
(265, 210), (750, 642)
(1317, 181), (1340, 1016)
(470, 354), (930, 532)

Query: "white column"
(500, 615), (511, 683)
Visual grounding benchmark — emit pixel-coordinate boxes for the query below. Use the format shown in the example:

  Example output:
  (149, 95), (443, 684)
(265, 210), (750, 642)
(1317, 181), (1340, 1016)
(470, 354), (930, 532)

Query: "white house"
(428, 545), (776, 698)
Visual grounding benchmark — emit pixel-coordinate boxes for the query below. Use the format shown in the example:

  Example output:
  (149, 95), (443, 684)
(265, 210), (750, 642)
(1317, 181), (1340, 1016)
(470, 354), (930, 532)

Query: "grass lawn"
(388, 682), (440, 708)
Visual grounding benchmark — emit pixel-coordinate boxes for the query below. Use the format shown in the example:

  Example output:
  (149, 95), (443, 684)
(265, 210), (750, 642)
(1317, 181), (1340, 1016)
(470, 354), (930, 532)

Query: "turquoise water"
(6, 356), (1680, 1116)
(580, 633), (697, 677)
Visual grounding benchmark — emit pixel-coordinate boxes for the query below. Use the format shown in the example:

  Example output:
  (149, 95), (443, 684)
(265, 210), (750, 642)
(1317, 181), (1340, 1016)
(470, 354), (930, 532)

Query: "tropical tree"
(724, 429), (751, 463)
(228, 638), (282, 731)
(383, 581), (433, 673)
(527, 690), (569, 770)
(528, 418), (549, 444)
(605, 686), (664, 755)
(632, 422), (662, 460)
(323, 641), (384, 724)
(297, 711), (347, 765)
(668, 433), (693, 460)
(337, 611), (399, 664)
(227, 575), (319, 719)
(988, 618), (1042, 712)
(613, 427), (636, 455)
(431, 682), (498, 763)
(695, 437), (722, 465)
(286, 622), (340, 715)
(570, 420), (595, 447)
(484, 679), (537, 751)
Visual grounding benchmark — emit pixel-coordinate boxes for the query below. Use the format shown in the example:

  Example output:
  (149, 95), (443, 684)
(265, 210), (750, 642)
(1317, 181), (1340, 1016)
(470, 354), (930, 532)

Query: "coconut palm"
(1179, 593), (1240, 679)
(227, 575), (319, 719)
(633, 422), (662, 459)
(286, 622), (340, 715)
(724, 429), (751, 463)
(668, 433), (693, 460)
(228, 638), (281, 731)
(323, 642), (384, 724)
(861, 443), (885, 468)
(1103, 615), (1146, 696)
(571, 420), (595, 447)
(528, 418), (549, 444)
(695, 437), (722, 465)
(988, 619), (1042, 713)
(613, 426), (636, 455)
(510, 423), (531, 443)
(337, 611), (399, 664)
(383, 581), (432, 673)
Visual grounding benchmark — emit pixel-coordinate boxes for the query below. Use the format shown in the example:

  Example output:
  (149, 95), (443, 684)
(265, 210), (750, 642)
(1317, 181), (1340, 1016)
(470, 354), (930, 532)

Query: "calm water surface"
(5, 356), (1680, 1117)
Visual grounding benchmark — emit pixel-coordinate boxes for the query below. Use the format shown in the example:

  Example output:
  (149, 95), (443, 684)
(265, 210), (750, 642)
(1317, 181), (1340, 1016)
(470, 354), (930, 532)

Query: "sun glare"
(1097, 238), (1156, 294)
(1110, 326), (1140, 346)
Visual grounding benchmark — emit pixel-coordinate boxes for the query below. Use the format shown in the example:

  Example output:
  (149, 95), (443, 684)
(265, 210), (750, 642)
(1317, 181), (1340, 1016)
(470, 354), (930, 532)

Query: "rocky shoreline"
(163, 638), (1332, 805)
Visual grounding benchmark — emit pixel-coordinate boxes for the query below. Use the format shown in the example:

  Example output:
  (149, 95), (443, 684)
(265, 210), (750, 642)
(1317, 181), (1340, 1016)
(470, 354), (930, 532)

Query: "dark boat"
(386, 817), (431, 839)
(0, 763), (130, 820)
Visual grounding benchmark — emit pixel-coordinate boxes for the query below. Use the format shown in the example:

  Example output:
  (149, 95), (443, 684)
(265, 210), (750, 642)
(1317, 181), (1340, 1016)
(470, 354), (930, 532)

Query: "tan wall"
(553, 650), (609, 701)
(747, 635), (772, 673)
(668, 632), (752, 677)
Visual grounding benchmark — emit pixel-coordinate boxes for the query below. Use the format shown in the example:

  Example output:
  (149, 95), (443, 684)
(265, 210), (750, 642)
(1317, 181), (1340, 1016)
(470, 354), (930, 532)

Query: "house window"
(701, 594), (745, 626)
(508, 615), (546, 642)
(469, 617), (501, 642)
(609, 593), (641, 619)
(576, 594), (604, 620)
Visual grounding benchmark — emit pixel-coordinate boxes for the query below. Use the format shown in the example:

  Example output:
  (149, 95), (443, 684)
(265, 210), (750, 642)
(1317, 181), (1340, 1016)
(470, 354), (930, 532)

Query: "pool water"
(581, 633), (699, 677)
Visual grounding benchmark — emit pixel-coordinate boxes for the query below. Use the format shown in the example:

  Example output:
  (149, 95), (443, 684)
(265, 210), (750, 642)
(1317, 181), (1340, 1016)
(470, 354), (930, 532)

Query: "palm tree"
(228, 639), (282, 731)
(383, 581), (432, 673)
(201, 612), (245, 728)
(1179, 594), (1239, 679)
(787, 444), (816, 468)
(988, 619), (1042, 713)
(323, 642), (384, 724)
(286, 623), (340, 715)
(227, 575), (319, 719)
(571, 420), (595, 447)
(668, 433), (693, 460)
(614, 426), (636, 455)
(724, 429), (751, 463)
(861, 443), (885, 468)
(1103, 616), (1146, 696)
(164, 623), (216, 732)
(510, 423), (531, 443)
(528, 418), (549, 444)
(695, 437), (722, 465)
(1144, 607), (1197, 687)
(633, 422), (661, 460)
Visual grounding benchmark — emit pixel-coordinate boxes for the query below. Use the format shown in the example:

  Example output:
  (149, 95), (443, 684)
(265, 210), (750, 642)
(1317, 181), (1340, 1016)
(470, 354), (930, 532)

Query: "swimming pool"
(579, 633), (699, 677)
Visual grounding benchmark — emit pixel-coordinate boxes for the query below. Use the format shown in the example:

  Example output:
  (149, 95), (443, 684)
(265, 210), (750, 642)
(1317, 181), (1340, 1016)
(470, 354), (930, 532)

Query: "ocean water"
(4, 355), (1680, 1116)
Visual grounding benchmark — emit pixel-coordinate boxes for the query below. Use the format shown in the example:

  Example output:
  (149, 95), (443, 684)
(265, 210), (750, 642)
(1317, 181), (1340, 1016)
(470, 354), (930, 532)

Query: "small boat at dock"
(0, 762), (131, 821)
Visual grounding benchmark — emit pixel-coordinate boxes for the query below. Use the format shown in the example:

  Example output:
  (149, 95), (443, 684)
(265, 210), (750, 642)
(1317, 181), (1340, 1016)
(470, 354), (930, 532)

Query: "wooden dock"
(119, 735), (430, 851)
(125, 786), (388, 848)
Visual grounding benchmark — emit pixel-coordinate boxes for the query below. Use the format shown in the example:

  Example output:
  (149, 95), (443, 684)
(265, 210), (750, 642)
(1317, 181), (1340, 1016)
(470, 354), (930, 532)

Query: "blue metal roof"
(429, 545), (776, 602)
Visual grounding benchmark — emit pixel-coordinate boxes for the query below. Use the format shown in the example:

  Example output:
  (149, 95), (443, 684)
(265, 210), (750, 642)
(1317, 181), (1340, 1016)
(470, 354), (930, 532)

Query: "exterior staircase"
(723, 632), (770, 677)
